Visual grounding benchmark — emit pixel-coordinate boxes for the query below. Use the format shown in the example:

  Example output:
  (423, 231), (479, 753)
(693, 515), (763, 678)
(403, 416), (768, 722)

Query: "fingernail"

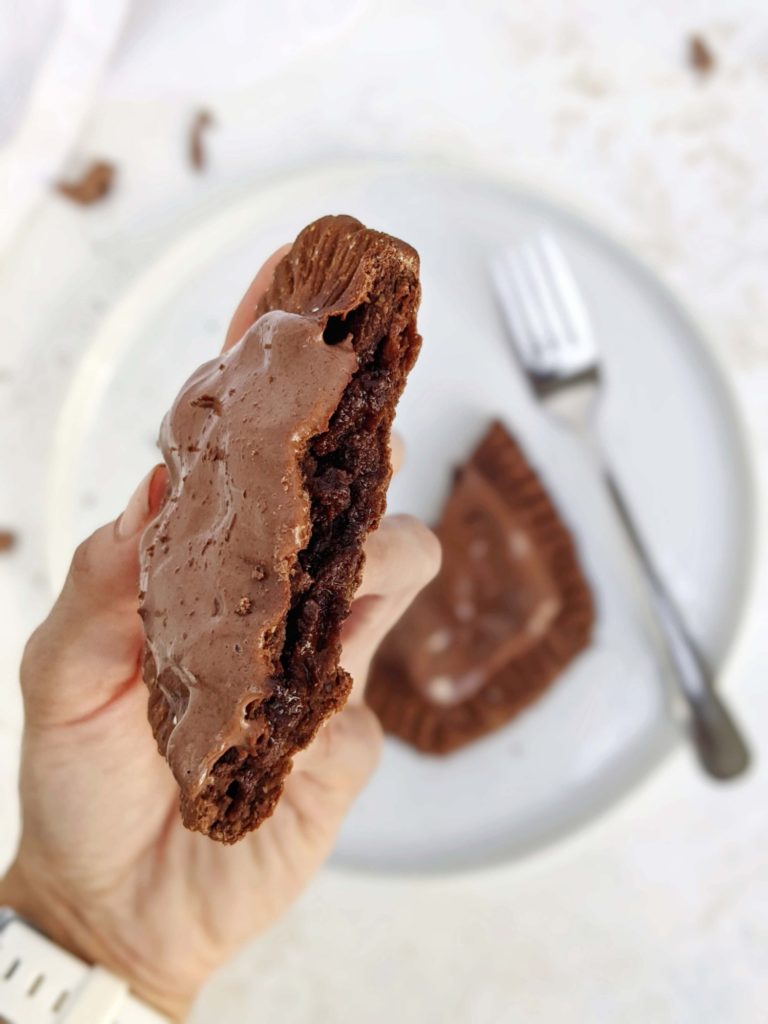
(148, 464), (168, 516)
(116, 465), (166, 540)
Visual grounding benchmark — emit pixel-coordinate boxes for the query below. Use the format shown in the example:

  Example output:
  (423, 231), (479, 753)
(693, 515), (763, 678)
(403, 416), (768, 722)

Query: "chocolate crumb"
(55, 161), (115, 205)
(235, 597), (253, 616)
(190, 394), (222, 415)
(689, 34), (715, 75)
(189, 110), (214, 171)
(0, 530), (17, 553)
(251, 564), (266, 581)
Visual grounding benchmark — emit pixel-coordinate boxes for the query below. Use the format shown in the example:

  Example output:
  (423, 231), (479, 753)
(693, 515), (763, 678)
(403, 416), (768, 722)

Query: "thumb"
(341, 515), (442, 698)
(21, 466), (167, 727)
(256, 704), (383, 893)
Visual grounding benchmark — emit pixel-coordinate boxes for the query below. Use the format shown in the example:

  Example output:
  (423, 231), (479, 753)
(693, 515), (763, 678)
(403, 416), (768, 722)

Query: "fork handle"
(602, 469), (750, 780)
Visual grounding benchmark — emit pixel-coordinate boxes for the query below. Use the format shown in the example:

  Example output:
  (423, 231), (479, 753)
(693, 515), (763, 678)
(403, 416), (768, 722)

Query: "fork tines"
(492, 235), (599, 384)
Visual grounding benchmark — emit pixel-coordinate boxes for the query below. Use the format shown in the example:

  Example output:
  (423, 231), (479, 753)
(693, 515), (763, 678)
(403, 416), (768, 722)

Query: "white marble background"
(1, 1), (767, 1021)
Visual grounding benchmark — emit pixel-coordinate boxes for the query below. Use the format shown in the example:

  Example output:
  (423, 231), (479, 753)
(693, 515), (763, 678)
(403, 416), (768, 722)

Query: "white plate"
(49, 161), (756, 874)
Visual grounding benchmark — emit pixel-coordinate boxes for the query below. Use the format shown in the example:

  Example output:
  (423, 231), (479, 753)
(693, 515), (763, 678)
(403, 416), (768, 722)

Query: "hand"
(0, 250), (440, 1021)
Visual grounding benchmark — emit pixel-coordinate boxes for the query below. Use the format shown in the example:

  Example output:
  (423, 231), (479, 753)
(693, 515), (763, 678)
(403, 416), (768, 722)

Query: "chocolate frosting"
(385, 463), (561, 708)
(139, 312), (357, 796)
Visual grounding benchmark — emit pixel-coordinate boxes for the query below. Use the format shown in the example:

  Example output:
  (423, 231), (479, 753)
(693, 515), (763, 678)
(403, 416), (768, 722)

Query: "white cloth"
(0, 0), (129, 255)
(0, 0), (367, 258)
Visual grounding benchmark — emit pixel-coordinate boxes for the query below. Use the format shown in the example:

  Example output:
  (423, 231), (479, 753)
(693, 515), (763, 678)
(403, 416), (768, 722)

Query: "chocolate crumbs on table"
(688, 34), (715, 75)
(189, 110), (214, 171)
(55, 161), (115, 205)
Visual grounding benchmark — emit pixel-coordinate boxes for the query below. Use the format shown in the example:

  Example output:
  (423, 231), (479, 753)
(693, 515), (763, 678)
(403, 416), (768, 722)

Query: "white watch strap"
(0, 910), (170, 1024)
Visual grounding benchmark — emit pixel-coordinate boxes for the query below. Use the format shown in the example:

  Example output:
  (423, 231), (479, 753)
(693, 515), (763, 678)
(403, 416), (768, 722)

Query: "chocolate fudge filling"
(141, 215), (421, 840)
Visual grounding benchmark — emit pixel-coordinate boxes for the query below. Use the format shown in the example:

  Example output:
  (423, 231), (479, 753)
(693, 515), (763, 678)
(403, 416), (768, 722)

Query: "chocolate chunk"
(189, 394), (222, 414)
(55, 161), (115, 205)
(367, 422), (594, 754)
(140, 215), (421, 841)
(688, 34), (715, 76)
(189, 109), (214, 171)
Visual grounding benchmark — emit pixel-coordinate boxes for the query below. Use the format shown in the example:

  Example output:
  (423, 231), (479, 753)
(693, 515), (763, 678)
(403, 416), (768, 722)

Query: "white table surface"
(1, 2), (767, 1021)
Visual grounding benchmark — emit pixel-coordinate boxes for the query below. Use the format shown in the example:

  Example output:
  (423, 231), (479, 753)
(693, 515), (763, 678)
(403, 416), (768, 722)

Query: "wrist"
(0, 863), (194, 1022)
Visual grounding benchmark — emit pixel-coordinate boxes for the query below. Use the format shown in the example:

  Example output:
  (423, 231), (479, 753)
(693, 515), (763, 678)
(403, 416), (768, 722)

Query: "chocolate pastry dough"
(367, 422), (594, 754)
(140, 215), (421, 841)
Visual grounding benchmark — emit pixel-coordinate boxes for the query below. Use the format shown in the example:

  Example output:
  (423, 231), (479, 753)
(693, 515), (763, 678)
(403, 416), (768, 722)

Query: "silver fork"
(492, 234), (749, 780)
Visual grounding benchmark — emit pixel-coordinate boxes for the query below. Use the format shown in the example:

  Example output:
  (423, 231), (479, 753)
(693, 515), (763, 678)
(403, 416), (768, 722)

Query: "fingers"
(272, 512), (439, 878)
(341, 515), (441, 697)
(390, 431), (404, 475)
(271, 704), (383, 876)
(356, 514), (441, 600)
(220, 703), (382, 928)
(21, 466), (167, 727)
(21, 245), (293, 730)
(283, 513), (438, 851)
(290, 703), (382, 793)
(223, 244), (292, 352)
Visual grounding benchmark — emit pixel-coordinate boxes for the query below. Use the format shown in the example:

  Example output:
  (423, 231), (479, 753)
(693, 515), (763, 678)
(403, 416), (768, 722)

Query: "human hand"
(0, 250), (440, 1020)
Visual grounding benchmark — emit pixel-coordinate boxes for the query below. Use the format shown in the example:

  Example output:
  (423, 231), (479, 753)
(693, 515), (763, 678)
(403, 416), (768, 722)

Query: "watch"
(0, 909), (170, 1023)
